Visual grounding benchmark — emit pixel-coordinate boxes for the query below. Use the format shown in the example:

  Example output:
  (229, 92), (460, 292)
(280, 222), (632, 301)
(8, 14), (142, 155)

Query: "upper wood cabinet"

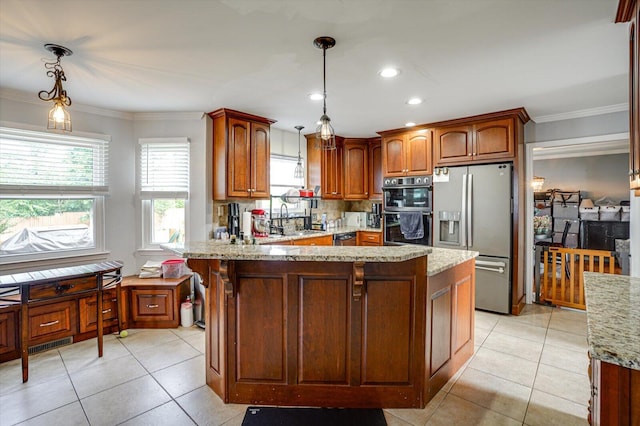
(381, 130), (432, 177)
(343, 139), (369, 199)
(617, 0), (640, 192)
(368, 138), (383, 199)
(321, 137), (344, 199)
(434, 118), (514, 166)
(208, 108), (276, 200)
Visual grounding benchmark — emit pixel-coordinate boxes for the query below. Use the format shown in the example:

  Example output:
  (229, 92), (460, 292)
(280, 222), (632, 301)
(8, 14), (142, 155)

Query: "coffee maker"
(367, 203), (382, 228)
(227, 203), (240, 237)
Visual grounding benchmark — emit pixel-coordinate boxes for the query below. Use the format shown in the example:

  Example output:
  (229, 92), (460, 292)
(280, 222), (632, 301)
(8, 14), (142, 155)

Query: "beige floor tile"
(482, 331), (544, 362)
(545, 328), (588, 352)
(81, 375), (171, 426)
(15, 401), (88, 426)
(383, 412), (414, 426)
(220, 413), (248, 426)
(493, 318), (547, 343)
(176, 386), (247, 426)
(118, 329), (181, 353)
(119, 400), (196, 426)
(59, 334), (131, 373)
(524, 389), (588, 426)
(441, 357), (471, 393)
(550, 307), (587, 323)
(548, 316), (588, 336)
(506, 309), (552, 329)
(170, 325), (204, 339)
(474, 310), (500, 331)
(152, 355), (206, 398)
(132, 338), (200, 372)
(184, 332), (206, 354)
(533, 363), (590, 406)
(540, 344), (589, 375)
(384, 389), (445, 425)
(0, 376), (78, 425)
(450, 367), (532, 422)
(0, 350), (67, 396)
(474, 326), (491, 346)
(69, 353), (147, 398)
(425, 394), (521, 426)
(469, 347), (538, 387)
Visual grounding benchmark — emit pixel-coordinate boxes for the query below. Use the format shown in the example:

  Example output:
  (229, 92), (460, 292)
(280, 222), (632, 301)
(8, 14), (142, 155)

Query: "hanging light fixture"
(293, 125), (305, 180)
(38, 44), (73, 132)
(313, 36), (336, 150)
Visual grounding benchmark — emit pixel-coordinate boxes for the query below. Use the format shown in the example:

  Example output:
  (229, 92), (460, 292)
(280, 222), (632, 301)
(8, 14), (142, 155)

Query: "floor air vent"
(29, 337), (73, 355)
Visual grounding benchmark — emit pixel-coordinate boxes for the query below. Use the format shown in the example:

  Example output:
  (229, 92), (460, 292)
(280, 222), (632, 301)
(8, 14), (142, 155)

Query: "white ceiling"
(0, 0), (629, 137)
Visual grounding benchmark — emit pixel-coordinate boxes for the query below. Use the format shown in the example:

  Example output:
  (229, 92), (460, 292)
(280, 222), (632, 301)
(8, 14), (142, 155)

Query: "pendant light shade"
(38, 44), (73, 132)
(313, 36), (336, 150)
(294, 125), (305, 180)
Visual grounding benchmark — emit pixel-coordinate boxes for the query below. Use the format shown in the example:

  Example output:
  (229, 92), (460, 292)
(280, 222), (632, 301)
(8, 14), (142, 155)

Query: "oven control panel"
(382, 176), (432, 188)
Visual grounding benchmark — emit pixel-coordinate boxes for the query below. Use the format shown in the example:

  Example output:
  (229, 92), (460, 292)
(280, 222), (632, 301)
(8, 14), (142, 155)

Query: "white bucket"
(180, 301), (194, 327)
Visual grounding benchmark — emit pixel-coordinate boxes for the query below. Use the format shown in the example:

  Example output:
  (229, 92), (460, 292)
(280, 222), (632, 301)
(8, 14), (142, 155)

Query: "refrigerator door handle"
(467, 173), (473, 247)
(461, 173), (467, 247)
(476, 259), (506, 274)
(476, 265), (505, 274)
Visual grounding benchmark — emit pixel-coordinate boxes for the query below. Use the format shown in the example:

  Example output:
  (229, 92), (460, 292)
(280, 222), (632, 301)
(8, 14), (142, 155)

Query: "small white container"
(180, 301), (194, 327)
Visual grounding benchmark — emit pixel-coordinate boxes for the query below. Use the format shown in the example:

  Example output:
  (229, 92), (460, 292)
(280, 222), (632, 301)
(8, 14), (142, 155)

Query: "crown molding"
(0, 87), (134, 120)
(532, 103), (628, 123)
(133, 112), (205, 121)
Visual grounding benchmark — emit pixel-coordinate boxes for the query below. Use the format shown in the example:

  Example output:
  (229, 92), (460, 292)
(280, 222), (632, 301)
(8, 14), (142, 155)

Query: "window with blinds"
(138, 137), (189, 247)
(0, 127), (109, 261)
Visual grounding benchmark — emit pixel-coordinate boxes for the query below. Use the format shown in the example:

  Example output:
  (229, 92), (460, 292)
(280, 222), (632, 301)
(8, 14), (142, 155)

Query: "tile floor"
(0, 304), (590, 425)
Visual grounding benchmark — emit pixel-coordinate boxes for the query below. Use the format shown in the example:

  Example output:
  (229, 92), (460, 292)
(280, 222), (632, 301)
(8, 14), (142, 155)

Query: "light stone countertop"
(426, 247), (479, 276)
(163, 241), (430, 263)
(584, 272), (640, 371)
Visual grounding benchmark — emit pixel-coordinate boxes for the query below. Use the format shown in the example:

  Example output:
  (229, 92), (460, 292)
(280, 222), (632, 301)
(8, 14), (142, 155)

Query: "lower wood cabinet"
(291, 235), (333, 246)
(357, 231), (382, 246)
(28, 300), (77, 344)
(0, 305), (20, 362)
(78, 288), (119, 333)
(122, 275), (191, 329)
(589, 357), (640, 425)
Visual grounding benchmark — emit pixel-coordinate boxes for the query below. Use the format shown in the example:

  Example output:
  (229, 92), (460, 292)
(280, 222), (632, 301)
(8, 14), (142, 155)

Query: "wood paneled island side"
(163, 243), (476, 408)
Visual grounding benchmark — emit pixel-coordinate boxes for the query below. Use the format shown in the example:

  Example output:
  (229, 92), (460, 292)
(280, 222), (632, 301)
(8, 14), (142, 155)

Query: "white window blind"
(0, 127), (109, 194)
(139, 137), (190, 198)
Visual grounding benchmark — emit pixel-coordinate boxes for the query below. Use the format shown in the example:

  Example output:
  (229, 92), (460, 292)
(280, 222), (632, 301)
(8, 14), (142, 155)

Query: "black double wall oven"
(382, 175), (432, 246)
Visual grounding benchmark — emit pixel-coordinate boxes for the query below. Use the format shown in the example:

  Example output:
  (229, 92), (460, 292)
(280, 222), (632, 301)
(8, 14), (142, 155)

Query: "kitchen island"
(163, 242), (477, 408)
(584, 272), (640, 425)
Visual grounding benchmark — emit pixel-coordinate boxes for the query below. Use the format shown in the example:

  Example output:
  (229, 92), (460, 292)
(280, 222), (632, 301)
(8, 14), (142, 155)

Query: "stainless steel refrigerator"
(433, 163), (512, 314)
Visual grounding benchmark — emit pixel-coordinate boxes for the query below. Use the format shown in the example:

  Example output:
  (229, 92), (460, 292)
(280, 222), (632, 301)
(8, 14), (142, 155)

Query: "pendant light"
(38, 44), (73, 132)
(293, 125), (305, 181)
(313, 36), (336, 150)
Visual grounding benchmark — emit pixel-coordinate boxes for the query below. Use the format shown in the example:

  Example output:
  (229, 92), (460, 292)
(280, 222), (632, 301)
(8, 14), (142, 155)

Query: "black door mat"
(241, 406), (387, 426)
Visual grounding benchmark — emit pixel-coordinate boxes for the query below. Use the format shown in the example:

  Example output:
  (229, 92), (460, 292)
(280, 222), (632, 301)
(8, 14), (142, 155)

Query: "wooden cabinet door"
(382, 136), (406, 176)
(434, 125), (473, 166)
(131, 289), (173, 323)
(357, 231), (382, 246)
(79, 289), (118, 333)
(472, 118), (514, 161)
(360, 276), (414, 385)
(292, 235), (333, 246)
(0, 307), (19, 358)
(251, 122), (270, 198)
(343, 139), (369, 199)
(322, 142), (343, 199)
(406, 131), (432, 175)
(28, 300), (77, 343)
(227, 118), (251, 198)
(369, 139), (383, 199)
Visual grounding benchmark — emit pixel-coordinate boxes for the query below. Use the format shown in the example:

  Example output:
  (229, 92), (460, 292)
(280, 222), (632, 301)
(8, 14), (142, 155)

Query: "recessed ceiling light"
(406, 97), (423, 105)
(308, 93), (324, 100)
(379, 68), (399, 78)
(405, 122), (416, 127)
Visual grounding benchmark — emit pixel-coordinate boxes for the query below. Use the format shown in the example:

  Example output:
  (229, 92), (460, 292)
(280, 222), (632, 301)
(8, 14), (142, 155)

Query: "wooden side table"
(121, 275), (191, 328)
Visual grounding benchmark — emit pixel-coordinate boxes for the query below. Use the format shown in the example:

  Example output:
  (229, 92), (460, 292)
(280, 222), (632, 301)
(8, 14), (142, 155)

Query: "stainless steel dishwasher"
(333, 232), (357, 246)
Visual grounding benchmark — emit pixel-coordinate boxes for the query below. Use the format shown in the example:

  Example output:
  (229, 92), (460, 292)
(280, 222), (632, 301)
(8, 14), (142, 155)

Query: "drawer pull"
(146, 304), (159, 309)
(40, 320), (60, 327)
(102, 308), (112, 314)
(55, 284), (75, 294)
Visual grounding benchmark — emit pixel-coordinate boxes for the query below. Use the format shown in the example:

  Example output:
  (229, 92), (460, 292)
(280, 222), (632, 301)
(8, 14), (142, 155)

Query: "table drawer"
(30, 276), (98, 301)
(131, 289), (173, 322)
(28, 300), (76, 342)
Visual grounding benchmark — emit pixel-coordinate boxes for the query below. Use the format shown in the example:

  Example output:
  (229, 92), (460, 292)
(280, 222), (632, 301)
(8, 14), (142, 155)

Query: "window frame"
(0, 124), (109, 266)
(137, 137), (190, 251)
